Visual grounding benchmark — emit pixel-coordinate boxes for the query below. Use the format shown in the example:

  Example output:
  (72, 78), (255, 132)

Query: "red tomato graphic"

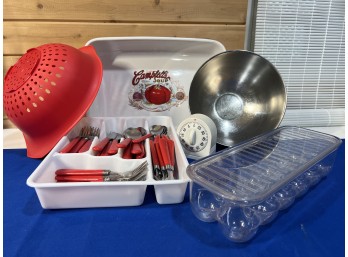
(145, 85), (171, 105)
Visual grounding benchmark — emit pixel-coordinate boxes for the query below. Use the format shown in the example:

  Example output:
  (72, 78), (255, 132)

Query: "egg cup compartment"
(27, 116), (189, 209)
(187, 127), (341, 242)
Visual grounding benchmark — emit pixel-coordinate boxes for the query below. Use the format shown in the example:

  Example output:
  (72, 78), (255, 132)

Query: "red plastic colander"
(4, 43), (103, 158)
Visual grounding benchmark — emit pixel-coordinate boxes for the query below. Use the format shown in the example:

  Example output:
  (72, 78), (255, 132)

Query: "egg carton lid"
(84, 37), (226, 128)
(186, 126), (342, 205)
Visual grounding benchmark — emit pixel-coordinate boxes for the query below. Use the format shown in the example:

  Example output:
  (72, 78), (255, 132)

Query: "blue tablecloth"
(4, 141), (345, 257)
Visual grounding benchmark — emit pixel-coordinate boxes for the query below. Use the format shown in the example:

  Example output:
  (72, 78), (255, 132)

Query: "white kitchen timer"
(176, 114), (217, 159)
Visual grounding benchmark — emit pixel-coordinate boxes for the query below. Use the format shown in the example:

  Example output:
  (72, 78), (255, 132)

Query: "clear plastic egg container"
(186, 127), (341, 242)
(27, 116), (189, 209)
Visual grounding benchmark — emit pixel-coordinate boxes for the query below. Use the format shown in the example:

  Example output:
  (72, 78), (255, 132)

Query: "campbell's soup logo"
(128, 69), (187, 112)
(132, 70), (171, 85)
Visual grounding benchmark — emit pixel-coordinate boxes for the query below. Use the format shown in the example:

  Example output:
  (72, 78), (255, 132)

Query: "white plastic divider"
(26, 116), (189, 209)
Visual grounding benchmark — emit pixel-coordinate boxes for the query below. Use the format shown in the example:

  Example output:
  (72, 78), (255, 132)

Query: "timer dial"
(178, 121), (209, 152)
(176, 114), (217, 159)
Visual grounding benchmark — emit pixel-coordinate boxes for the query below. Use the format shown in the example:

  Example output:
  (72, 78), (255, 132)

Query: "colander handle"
(79, 45), (98, 57)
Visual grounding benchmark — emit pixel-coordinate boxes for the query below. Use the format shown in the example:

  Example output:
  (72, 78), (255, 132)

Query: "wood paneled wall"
(3, 0), (248, 128)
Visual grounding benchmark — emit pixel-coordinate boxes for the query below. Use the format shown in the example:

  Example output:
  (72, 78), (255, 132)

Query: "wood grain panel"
(3, 56), (21, 75)
(3, 118), (16, 129)
(3, 56), (20, 128)
(4, 0), (247, 24)
(4, 22), (245, 55)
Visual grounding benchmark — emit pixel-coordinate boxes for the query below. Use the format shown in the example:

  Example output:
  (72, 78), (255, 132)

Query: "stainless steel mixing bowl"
(189, 50), (286, 146)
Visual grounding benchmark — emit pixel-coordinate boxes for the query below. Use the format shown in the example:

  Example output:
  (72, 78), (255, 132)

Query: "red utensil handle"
(132, 133), (152, 143)
(149, 140), (160, 166)
(135, 142), (146, 159)
(70, 138), (88, 153)
(131, 142), (142, 155)
(78, 139), (93, 153)
(167, 139), (175, 167)
(60, 137), (81, 153)
(159, 137), (171, 167)
(141, 142), (146, 158)
(116, 138), (132, 149)
(154, 141), (165, 169)
(92, 137), (110, 152)
(55, 175), (104, 182)
(107, 140), (119, 155)
(55, 169), (107, 176)
(99, 141), (112, 156)
(122, 143), (133, 159)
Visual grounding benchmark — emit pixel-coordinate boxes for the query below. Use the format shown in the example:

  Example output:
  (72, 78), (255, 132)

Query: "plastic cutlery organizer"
(27, 116), (189, 209)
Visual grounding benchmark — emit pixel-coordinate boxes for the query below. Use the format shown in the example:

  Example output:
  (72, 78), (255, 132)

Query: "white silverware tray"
(27, 116), (189, 209)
